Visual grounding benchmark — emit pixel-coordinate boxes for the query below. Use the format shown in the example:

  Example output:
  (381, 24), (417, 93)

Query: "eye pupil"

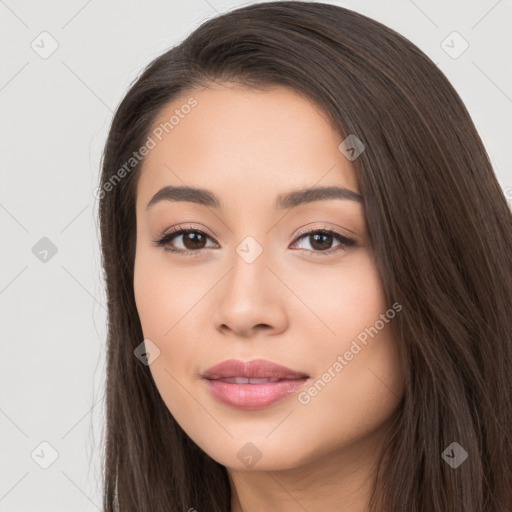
(310, 233), (332, 251)
(183, 232), (206, 250)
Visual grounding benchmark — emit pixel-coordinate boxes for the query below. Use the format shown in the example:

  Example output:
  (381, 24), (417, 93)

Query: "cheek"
(303, 326), (403, 447)
(133, 243), (205, 381)
(291, 251), (388, 346)
(133, 245), (198, 338)
(292, 253), (403, 429)
(133, 248), (203, 423)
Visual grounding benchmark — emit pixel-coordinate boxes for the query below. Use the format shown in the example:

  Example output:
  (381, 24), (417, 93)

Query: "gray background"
(1, 0), (510, 510)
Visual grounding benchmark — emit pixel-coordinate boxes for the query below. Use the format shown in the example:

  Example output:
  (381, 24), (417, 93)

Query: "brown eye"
(181, 231), (208, 250)
(291, 228), (356, 255)
(153, 226), (356, 257)
(154, 228), (217, 254)
(308, 233), (334, 251)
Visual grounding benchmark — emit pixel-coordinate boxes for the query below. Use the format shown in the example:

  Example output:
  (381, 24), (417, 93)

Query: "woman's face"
(133, 83), (404, 472)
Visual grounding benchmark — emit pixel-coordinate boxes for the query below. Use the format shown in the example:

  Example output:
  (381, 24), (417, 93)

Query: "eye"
(152, 225), (356, 256)
(290, 227), (356, 256)
(152, 226), (218, 255)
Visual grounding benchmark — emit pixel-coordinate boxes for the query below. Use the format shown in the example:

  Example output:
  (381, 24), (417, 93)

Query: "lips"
(202, 358), (309, 381)
(202, 359), (310, 410)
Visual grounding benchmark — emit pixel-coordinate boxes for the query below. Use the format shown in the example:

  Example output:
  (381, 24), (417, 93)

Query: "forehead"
(136, 84), (359, 212)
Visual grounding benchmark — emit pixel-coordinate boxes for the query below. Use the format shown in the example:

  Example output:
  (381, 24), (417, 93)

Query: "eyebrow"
(146, 185), (363, 211)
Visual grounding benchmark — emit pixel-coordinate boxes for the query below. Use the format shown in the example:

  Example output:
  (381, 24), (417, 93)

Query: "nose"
(212, 244), (289, 338)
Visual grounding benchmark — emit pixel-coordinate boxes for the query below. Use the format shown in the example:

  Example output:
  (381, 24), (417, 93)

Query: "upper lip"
(203, 359), (309, 380)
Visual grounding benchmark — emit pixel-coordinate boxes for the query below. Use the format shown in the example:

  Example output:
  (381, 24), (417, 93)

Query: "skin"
(133, 83), (405, 512)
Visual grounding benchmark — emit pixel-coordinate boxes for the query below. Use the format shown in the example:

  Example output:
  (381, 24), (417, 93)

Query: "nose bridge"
(228, 233), (269, 293)
(235, 233), (266, 268)
(212, 230), (288, 335)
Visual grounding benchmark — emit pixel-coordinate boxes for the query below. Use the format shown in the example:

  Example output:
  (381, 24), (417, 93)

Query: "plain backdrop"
(0, 0), (511, 510)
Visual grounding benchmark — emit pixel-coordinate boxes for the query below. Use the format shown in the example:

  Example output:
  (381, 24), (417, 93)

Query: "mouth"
(215, 377), (288, 384)
(202, 359), (310, 410)
(202, 358), (309, 380)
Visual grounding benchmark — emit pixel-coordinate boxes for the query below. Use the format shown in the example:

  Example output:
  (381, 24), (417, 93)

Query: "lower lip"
(204, 378), (308, 410)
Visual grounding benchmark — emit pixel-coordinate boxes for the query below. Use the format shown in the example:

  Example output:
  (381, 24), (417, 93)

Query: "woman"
(97, 2), (512, 510)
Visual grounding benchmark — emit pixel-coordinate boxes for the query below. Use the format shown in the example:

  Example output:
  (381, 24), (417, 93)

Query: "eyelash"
(152, 224), (356, 258)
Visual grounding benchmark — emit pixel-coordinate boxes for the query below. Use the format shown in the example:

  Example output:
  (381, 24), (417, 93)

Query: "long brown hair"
(98, 2), (512, 510)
